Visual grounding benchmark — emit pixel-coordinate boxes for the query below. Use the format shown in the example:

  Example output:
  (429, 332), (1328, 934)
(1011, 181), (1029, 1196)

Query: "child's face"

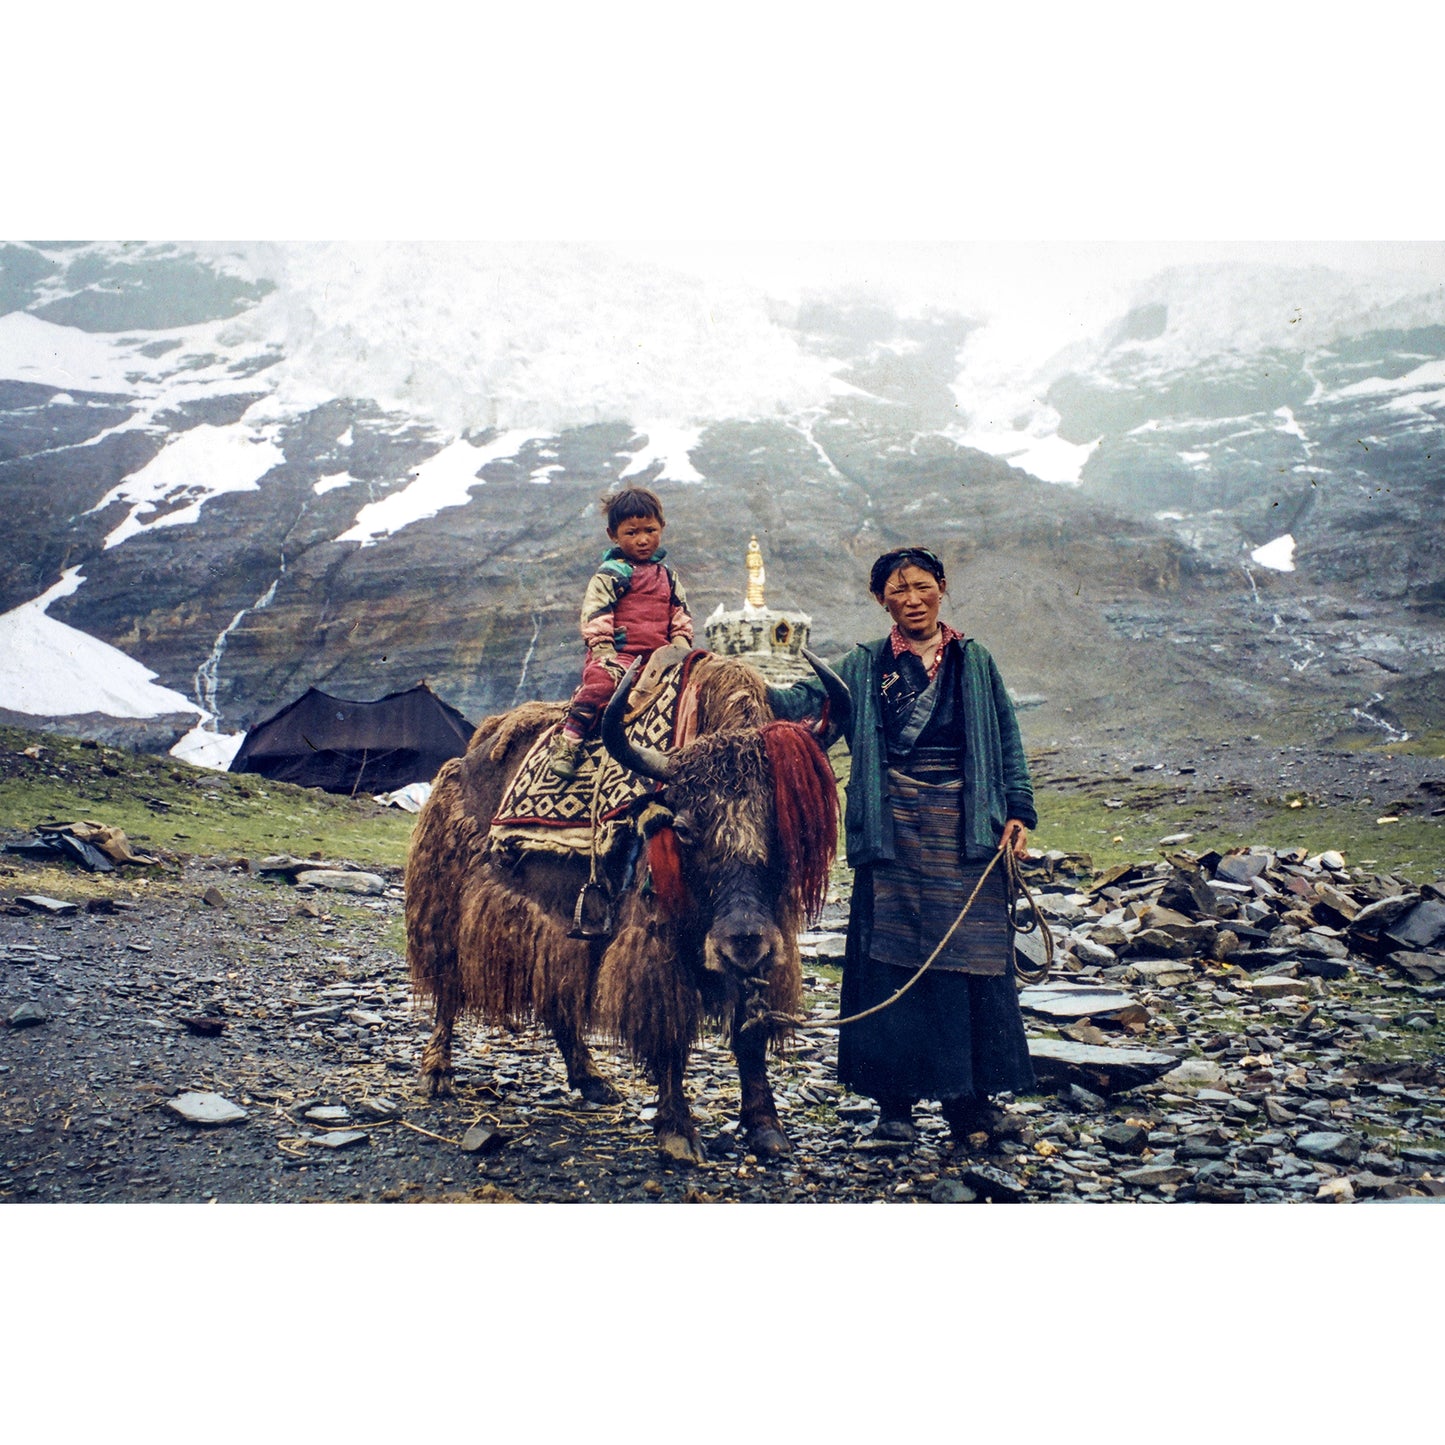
(610, 514), (664, 563)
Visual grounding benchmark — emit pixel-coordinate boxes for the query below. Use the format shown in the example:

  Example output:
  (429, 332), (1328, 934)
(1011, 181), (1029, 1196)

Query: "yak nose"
(709, 922), (775, 977)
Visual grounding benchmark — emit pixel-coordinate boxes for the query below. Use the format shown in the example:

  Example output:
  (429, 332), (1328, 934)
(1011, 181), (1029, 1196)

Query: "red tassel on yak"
(760, 720), (839, 924)
(647, 826), (690, 916)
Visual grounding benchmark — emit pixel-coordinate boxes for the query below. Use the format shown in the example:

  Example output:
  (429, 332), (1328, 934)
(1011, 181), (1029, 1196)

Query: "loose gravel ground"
(4, 839), (1444, 1206)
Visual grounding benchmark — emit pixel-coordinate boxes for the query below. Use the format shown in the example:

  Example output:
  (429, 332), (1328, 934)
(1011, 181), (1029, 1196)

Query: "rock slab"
(166, 1091), (248, 1126)
(294, 870), (388, 895)
(1158, 1058), (1226, 1088)
(305, 1105), (351, 1124)
(959, 1164), (1026, 1202)
(1028, 1038), (1178, 1094)
(929, 1179), (977, 1204)
(15, 895), (78, 915)
(1295, 1131), (1362, 1164)
(308, 1129), (370, 1150)
(461, 1123), (506, 1154)
(1018, 984), (1141, 1020)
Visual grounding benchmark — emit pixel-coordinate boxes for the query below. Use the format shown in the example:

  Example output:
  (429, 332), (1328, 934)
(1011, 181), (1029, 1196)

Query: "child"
(549, 486), (693, 778)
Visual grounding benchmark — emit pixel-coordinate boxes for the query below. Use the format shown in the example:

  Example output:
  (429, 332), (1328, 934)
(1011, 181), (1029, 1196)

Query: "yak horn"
(601, 658), (677, 781)
(802, 647), (852, 738)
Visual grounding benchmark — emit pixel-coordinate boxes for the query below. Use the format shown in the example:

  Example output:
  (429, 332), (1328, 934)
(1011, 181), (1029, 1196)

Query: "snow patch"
(336, 429), (541, 545)
(312, 471), (355, 496)
(953, 427), (1101, 486)
(1389, 388), (1445, 413)
(619, 423), (705, 484)
(1251, 534), (1296, 572)
(1178, 450), (1210, 464)
(1274, 405), (1306, 440)
(90, 424), (286, 549)
(1338, 357), (1445, 398)
(170, 725), (245, 771)
(0, 569), (203, 720)
(0, 312), (147, 393)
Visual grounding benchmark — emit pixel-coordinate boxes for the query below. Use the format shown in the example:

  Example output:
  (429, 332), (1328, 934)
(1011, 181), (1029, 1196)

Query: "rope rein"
(752, 844), (1053, 1034)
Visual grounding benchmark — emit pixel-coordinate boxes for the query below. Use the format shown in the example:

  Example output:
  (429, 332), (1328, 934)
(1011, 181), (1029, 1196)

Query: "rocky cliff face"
(1, 241), (1441, 755)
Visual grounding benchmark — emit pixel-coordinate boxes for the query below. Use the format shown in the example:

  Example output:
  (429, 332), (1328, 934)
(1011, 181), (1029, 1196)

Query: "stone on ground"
(308, 1129), (370, 1150)
(294, 870), (388, 895)
(1028, 1038), (1178, 1093)
(166, 1092), (248, 1125)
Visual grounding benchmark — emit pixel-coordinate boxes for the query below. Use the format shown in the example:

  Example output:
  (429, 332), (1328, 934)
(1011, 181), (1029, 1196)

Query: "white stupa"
(703, 536), (813, 682)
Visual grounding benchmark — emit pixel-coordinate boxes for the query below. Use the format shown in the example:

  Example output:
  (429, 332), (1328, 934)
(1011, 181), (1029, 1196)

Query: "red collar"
(888, 623), (964, 679)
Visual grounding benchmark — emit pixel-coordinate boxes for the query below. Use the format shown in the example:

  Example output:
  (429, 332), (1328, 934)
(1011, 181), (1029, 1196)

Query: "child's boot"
(548, 730), (585, 780)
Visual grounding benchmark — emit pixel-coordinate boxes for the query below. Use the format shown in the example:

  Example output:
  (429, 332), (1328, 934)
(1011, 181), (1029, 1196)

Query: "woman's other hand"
(999, 818), (1030, 859)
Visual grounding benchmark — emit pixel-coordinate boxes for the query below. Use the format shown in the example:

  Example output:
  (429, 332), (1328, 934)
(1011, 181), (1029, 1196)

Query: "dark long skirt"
(836, 865), (1036, 1105)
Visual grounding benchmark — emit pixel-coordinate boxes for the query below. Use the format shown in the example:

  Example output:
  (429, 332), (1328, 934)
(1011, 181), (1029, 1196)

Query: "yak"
(405, 651), (848, 1162)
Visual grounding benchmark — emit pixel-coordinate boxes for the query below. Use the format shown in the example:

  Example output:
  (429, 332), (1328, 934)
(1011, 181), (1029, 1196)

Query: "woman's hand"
(999, 819), (1030, 859)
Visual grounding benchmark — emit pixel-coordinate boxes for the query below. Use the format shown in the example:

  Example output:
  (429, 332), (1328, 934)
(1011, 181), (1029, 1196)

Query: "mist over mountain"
(1, 239), (1442, 764)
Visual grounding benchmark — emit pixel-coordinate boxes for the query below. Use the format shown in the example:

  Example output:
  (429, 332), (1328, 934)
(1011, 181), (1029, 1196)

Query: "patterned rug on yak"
(488, 644), (706, 860)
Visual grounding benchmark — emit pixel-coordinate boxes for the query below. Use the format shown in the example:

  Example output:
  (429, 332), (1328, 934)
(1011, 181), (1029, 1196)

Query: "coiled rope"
(748, 844), (1053, 1033)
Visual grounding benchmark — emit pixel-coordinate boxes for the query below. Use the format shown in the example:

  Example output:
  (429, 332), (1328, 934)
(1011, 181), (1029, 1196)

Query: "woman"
(770, 547), (1037, 1148)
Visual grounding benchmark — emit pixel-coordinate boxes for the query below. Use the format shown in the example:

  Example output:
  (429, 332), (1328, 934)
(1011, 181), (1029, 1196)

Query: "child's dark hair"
(600, 486), (665, 532)
(870, 547), (946, 597)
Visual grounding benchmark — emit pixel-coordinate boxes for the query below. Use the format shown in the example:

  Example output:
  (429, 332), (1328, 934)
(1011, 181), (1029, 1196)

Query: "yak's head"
(602, 653), (848, 1019)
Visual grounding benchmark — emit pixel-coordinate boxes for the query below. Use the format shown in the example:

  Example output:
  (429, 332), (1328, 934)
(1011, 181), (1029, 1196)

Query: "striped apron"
(868, 762), (1011, 977)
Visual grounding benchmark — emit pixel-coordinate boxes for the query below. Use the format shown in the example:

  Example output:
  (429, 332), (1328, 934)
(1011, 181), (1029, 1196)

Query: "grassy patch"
(0, 725), (416, 868)
(1031, 783), (1444, 882)
(0, 858), (185, 906)
(1029, 783), (1247, 874)
(1353, 1037), (1426, 1065)
(381, 915), (408, 957)
(1344, 731), (1445, 760)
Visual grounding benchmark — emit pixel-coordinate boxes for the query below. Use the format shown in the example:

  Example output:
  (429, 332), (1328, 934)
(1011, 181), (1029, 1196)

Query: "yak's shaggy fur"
(408, 701), (585, 1036)
(689, 657), (771, 734)
(762, 720), (839, 922)
(406, 654), (837, 1155)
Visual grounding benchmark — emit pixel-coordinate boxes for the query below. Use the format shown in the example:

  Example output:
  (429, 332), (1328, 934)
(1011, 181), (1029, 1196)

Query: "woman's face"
(876, 564), (945, 640)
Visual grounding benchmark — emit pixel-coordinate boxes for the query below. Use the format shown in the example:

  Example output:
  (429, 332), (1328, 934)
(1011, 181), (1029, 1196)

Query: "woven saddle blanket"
(488, 645), (705, 859)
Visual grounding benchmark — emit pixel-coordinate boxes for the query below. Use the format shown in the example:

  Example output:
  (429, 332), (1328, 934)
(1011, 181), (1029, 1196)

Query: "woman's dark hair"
(600, 486), (665, 531)
(870, 547), (946, 597)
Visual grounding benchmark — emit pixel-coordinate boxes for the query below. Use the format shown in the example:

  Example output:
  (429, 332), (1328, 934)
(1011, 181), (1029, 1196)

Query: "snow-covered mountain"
(2, 239), (1442, 760)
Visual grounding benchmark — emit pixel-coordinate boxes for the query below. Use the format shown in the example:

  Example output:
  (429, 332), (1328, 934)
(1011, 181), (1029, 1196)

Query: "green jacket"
(768, 636), (1037, 867)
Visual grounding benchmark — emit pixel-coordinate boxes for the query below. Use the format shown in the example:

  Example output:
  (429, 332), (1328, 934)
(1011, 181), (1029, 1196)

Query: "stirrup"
(569, 880), (613, 940)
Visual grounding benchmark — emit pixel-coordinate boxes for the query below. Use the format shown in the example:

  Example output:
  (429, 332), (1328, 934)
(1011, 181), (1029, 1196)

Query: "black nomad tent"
(229, 683), (475, 795)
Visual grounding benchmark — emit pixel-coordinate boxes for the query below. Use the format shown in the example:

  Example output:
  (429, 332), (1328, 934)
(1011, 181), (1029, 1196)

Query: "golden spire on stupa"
(745, 535), (766, 608)
(703, 531), (811, 679)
